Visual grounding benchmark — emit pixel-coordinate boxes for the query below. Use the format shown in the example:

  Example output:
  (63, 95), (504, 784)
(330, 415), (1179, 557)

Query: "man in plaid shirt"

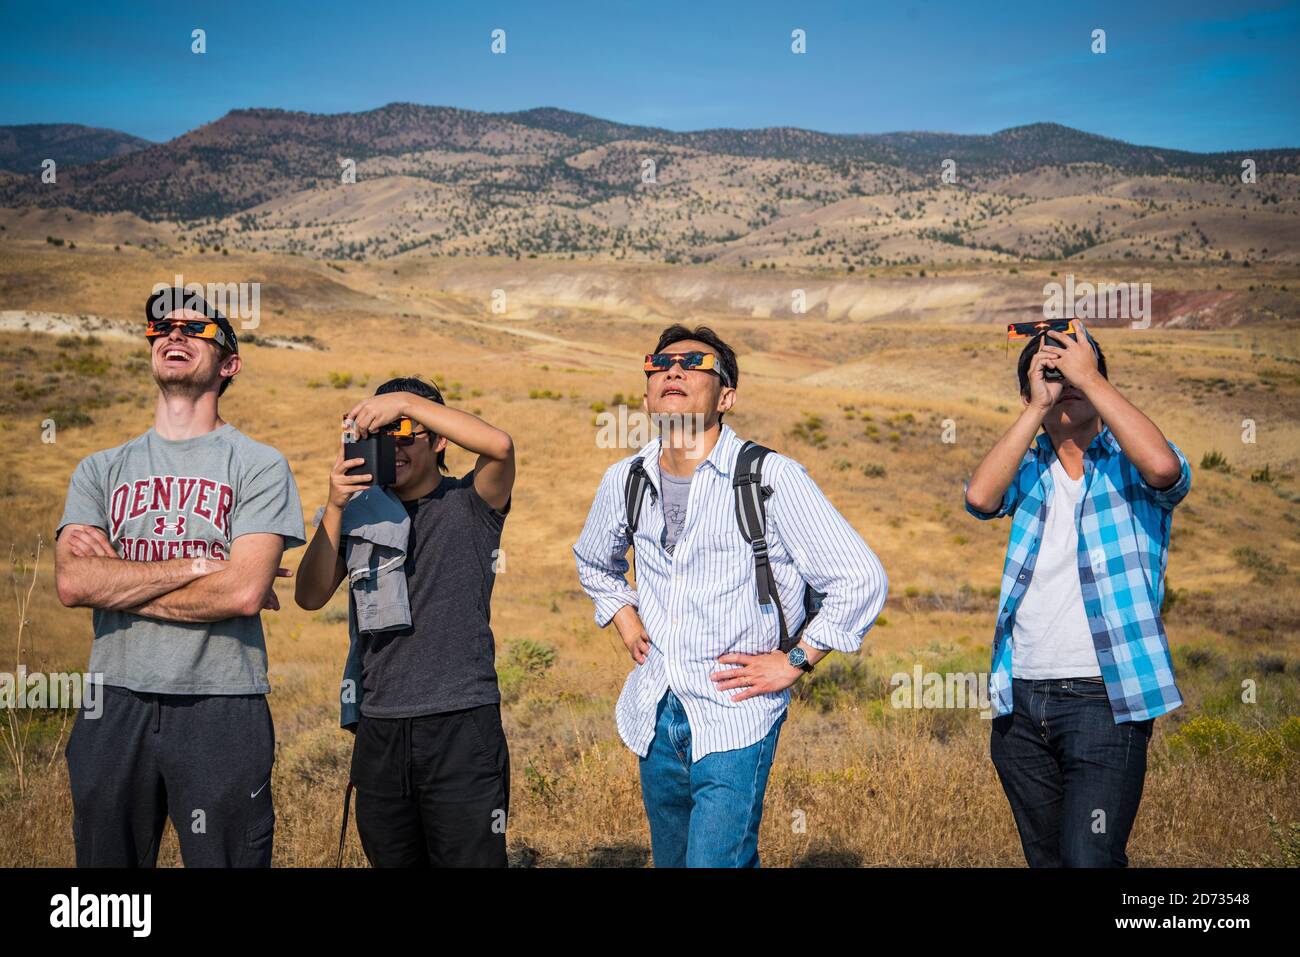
(965, 319), (1191, 867)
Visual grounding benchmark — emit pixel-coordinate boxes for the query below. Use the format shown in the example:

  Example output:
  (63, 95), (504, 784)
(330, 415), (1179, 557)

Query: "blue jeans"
(638, 690), (785, 867)
(990, 677), (1153, 867)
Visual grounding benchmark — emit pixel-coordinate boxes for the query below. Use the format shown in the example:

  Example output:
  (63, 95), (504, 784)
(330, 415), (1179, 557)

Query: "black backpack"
(623, 441), (825, 653)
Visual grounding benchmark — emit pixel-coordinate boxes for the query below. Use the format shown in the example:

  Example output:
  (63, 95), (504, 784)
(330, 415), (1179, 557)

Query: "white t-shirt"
(1011, 458), (1102, 679)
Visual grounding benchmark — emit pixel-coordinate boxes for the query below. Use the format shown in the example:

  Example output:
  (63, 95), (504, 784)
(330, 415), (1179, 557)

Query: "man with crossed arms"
(56, 287), (304, 867)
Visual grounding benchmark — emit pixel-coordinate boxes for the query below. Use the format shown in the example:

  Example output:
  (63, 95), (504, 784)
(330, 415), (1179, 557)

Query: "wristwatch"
(787, 646), (814, 673)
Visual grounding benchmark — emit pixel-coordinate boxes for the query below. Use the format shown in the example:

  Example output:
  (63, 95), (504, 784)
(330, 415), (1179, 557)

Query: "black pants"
(65, 685), (276, 867)
(990, 677), (1153, 867)
(351, 704), (509, 867)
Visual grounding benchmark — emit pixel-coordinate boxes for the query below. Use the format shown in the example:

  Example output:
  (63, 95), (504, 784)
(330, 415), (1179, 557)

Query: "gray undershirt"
(659, 468), (693, 555)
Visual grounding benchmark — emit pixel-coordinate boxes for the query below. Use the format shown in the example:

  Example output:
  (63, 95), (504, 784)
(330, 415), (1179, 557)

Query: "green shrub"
(1231, 817), (1300, 868)
(47, 407), (94, 428)
(509, 639), (557, 675)
(1231, 546), (1288, 583)
(792, 412), (828, 449)
(1200, 450), (1231, 473)
(794, 656), (883, 713)
(1166, 715), (1300, 777)
(1178, 646), (1223, 672)
(55, 353), (110, 377)
(498, 639), (558, 704)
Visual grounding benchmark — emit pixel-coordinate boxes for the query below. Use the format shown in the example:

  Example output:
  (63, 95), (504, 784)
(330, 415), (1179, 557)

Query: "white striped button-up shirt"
(573, 425), (889, 761)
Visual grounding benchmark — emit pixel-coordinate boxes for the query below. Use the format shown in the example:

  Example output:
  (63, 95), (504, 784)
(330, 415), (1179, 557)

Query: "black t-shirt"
(355, 471), (509, 718)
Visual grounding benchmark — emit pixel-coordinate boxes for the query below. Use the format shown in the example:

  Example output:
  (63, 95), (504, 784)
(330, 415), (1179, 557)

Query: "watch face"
(788, 647), (807, 667)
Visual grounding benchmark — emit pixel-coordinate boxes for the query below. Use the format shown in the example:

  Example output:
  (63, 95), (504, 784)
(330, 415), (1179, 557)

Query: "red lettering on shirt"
(194, 479), (217, 521)
(110, 484), (130, 538)
(129, 479), (150, 519)
(214, 484), (234, 538)
(177, 478), (200, 511)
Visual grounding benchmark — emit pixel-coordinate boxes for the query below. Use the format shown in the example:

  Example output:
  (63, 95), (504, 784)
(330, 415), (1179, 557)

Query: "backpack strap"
(732, 442), (797, 652)
(622, 456), (654, 583)
(624, 456), (651, 535)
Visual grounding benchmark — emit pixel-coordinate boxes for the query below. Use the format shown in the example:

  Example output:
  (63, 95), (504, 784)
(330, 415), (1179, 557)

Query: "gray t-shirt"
(352, 472), (508, 718)
(659, 468), (693, 555)
(57, 423), (306, 695)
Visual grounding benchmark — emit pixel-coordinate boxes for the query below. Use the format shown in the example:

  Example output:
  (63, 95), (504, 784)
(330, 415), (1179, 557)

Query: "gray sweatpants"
(65, 684), (276, 867)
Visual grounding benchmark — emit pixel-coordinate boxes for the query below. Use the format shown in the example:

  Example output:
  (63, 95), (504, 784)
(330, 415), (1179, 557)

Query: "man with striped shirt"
(574, 325), (888, 867)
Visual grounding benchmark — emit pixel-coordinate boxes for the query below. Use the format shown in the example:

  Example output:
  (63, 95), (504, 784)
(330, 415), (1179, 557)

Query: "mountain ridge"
(1, 103), (1296, 267)
(0, 123), (154, 174)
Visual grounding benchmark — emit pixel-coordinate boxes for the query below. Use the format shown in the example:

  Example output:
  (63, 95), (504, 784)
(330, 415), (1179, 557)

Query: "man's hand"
(345, 393), (409, 438)
(1025, 349), (1065, 412)
(612, 604), (651, 665)
(1041, 320), (1102, 392)
(328, 437), (373, 511)
(711, 650), (804, 702)
(64, 526), (117, 559)
(259, 568), (293, 611)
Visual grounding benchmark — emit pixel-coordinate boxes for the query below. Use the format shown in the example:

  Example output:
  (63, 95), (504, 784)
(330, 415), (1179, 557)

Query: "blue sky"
(2, 0), (1296, 151)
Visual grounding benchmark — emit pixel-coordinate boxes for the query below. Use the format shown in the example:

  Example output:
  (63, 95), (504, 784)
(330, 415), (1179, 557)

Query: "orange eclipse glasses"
(145, 317), (236, 351)
(643, 351), (732, 387)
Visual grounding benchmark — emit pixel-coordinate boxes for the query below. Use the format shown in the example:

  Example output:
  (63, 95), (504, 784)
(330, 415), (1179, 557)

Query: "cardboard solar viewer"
(1006, 319), (1080, 382)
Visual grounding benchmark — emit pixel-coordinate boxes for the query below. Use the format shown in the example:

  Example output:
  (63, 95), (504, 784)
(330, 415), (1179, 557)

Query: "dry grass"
(0, 246), (1296, 866)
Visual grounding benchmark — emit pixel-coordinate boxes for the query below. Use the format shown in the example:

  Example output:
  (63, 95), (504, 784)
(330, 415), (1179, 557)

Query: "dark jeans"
(990, 677), (1153, 867)
(350, 703), (509, 867)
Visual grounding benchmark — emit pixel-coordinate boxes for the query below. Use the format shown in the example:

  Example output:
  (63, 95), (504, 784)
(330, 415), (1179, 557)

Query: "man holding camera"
(55, 287), (305, 867)
(573, 324), (888, 867)
(294, 377), (515, 867)
(964, 320), (1191, 867)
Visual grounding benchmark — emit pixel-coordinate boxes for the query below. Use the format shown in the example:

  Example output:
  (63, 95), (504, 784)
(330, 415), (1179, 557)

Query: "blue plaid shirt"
(965, 427), (1191, 723)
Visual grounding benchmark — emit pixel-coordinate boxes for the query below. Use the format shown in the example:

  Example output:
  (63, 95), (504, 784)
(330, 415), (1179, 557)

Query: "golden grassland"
(0, 245), (1297, 866)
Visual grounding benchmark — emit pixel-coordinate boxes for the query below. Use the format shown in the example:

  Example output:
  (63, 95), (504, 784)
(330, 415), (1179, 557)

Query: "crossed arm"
(56, 525), (288, 622)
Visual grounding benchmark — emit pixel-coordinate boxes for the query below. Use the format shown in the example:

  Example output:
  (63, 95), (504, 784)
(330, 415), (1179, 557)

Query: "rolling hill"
(1, 104), (1297, 270)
